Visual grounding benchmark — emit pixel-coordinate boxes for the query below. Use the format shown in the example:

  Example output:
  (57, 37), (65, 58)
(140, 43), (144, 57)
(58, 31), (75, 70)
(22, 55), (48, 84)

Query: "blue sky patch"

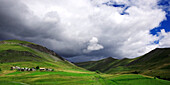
(150, 0), (170, 36)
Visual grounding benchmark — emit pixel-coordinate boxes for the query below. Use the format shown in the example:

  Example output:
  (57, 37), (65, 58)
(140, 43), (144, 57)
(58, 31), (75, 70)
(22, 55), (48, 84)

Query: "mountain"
(127, 48), (170, 67)
(127, 48), (170, 80)
(75, 57), (133, 73)
(75, 48), (170, 80)
(75, 57), (118, 72)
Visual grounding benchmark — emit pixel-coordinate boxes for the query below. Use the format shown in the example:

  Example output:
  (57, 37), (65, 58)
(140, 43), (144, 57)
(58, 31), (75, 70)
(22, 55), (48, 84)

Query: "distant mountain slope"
(128, 48), (170, 68)
(127, 48), (170, 80)
(75, 48), (170, 80)
(75, 57), (133, 73)
(75, 57), (118, 72)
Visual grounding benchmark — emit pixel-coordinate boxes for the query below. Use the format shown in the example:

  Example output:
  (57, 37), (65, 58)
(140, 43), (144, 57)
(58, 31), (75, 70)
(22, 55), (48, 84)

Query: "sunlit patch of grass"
(28, 71), (95, 77)
(6, 72), (22, 75)
(0, 81), (23, 85)
(110, 74), (170, 85)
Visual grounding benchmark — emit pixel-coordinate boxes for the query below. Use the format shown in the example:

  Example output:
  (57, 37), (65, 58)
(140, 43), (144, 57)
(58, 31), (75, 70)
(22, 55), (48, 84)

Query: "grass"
(28, 71), (94, 76)
(0, 81), (24, 85)
(1, 68), (170, 85)
(106, 66), (130, 74)
(0, 68), (100, 85)
(0, 62), (170, 85)
(6, 72), (22, 75)
(110, 74), (170, 85)
(0, 44), (32, 52)
(0, 39), (35, 45)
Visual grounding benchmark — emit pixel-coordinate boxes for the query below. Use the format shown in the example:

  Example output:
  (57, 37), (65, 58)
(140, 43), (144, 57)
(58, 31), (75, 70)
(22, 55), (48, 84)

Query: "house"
(47, 69), (53, 71)
(32, 68), (36, 71)
(25, 68), (28, 71)
(11, 66), (15, 70)
(11, 66), (20, 70)
(15, 66), (20, 69)
(10, 66), (52, 72)
(21, 68), (24, 71)
(30, 68), (36, 71)
(46, 68), (52, 71)
(17, 68), (21, 71)
(40, 68), (46, 71)
(27, 68), (31, 71)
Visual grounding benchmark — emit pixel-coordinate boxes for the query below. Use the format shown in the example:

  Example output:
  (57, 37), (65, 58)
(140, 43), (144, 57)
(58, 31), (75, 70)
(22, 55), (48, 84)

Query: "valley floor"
(0, 70), (170, 85)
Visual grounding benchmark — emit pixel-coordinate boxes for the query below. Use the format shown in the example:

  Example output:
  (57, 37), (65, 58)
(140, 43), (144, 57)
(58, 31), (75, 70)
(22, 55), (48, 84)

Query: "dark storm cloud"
(0, 0), (63, 43)
(0, 0), (38, 39)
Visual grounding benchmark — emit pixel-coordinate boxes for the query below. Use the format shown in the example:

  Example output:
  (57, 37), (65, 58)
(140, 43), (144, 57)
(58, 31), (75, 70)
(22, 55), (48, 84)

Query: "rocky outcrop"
(26, 44), (65, 61)
(0, 40), (65, 61)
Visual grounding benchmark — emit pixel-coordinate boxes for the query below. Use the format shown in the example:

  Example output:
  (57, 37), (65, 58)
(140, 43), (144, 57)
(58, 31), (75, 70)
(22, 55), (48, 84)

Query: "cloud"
(83, 37), (104, 53)
(87, 37), (104, 51)
(66, 55), (106, 62)
(0, 0), (169, 62)
(158, 29), (170, 48)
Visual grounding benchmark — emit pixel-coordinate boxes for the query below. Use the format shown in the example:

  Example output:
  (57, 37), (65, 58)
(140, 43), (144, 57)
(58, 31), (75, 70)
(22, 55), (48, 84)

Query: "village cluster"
(11, 66), (53, 71)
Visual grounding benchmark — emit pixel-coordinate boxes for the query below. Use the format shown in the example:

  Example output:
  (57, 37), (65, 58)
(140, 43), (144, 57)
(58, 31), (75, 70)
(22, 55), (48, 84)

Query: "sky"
(0, 0), (169, 62)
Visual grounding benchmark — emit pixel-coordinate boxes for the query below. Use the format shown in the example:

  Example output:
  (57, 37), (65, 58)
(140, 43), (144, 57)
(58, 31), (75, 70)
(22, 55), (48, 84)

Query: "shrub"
(52, 69), (54, 71)
(0, 68), (1, 71)
(36, 66), (39, 70)
(154, 77), (156, 79)
(95, 70), (101, 74)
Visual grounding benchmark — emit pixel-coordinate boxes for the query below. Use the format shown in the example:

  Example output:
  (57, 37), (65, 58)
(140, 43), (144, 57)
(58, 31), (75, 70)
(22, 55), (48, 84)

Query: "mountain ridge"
(75, 48), (170, 80)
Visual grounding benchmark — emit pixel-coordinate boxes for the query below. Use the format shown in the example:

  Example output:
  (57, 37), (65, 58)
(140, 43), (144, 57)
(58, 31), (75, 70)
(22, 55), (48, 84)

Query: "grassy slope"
(75, 48), (170, 80)
(0, 40), (169, 85)
(0, 40), (96, 84)
(0, 40), (85, 70)
(75, 57), (133, 73)
(75, 57), (119, 72)
(127, 48), (170, 80)
(105, 58), (132, 74)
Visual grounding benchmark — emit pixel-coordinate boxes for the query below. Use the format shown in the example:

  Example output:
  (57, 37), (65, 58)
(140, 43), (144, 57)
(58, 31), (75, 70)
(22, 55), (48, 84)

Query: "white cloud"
(86, 37), (104, 52)
(158, 29), (170, 48)
(0, 0), (169, 61)
(18, 0), (168, 57)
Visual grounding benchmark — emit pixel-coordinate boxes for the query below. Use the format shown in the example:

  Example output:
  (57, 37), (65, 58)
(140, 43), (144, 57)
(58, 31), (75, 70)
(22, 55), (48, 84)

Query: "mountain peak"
(104, 57), (117, 60)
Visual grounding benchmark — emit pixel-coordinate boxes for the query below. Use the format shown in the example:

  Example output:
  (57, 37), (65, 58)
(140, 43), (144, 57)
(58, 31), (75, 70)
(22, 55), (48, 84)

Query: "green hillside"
(0, 40), (98, 85)
(75, 48), (170, 81)
(75, 57), (132, 73)
(127, 48), (170, 80)
(75, 57), (118, 72)
(0, 40), (170, 85)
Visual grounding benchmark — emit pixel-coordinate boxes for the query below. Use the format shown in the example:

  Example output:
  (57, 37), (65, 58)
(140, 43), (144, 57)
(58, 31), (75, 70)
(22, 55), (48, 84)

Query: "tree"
(0, 68), (1, 71)
(52, 69), (54, 71)
(36, 66), (39, 70)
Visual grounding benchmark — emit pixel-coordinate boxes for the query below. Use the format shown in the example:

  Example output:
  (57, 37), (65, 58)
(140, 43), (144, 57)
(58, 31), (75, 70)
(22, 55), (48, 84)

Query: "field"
(0, 67), (170, 85)
(0, 62), (170, 85)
